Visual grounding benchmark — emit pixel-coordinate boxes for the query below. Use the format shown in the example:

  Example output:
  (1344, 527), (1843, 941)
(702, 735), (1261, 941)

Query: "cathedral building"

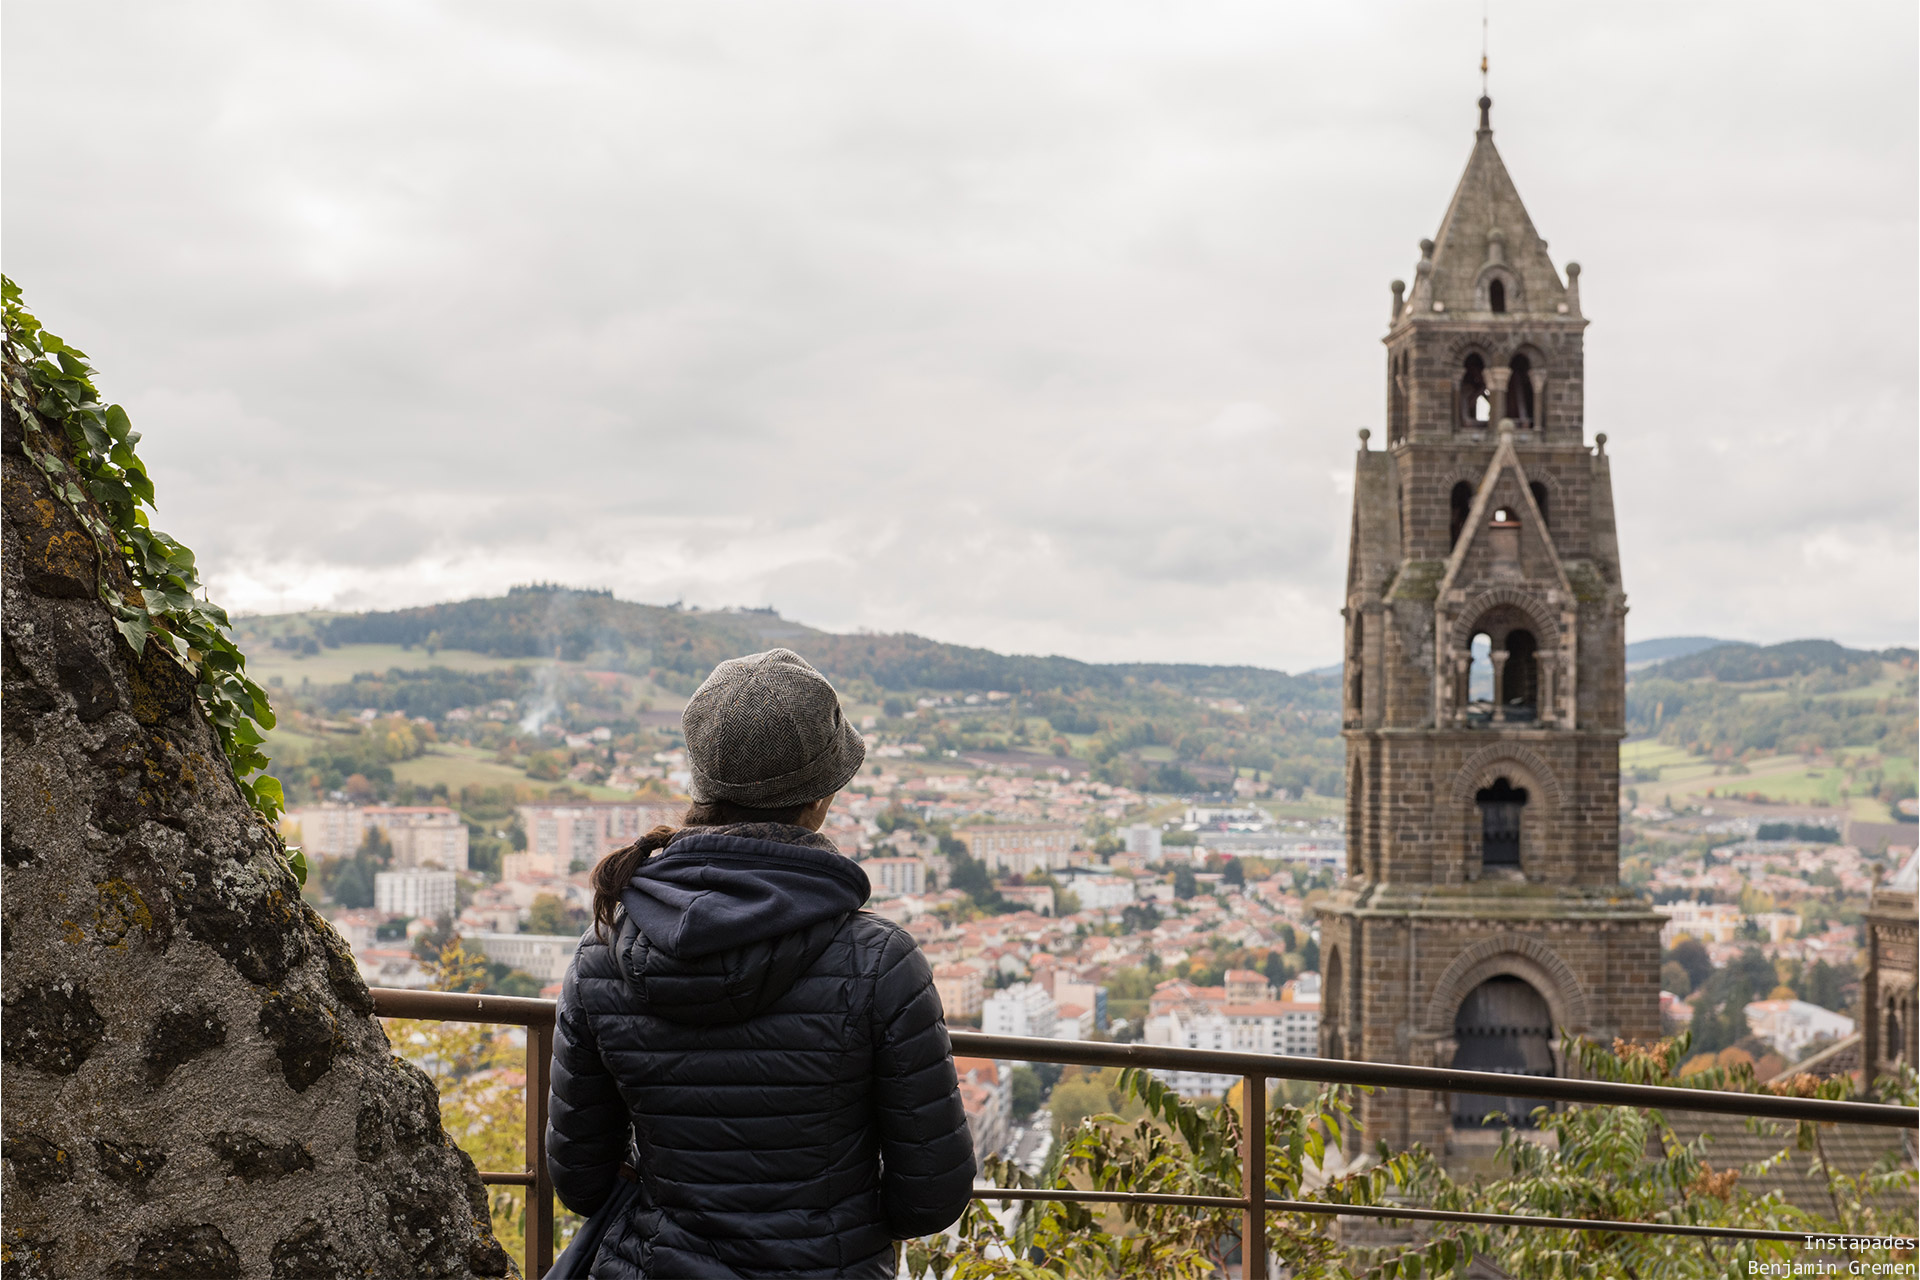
(1314, 95), (1662, 1155)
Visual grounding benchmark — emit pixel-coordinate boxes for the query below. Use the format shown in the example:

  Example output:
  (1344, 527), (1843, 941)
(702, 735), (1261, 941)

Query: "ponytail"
(589, 798), (814, 943)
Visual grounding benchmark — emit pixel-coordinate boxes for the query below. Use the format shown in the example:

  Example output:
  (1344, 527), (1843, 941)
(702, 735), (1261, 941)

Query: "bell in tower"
(1315, 93), (1662, 1161)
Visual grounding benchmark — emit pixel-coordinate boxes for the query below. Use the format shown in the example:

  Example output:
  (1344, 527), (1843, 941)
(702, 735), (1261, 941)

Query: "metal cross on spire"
(1477, 0), (1492, 132)
(1481, 0), (1490, 96)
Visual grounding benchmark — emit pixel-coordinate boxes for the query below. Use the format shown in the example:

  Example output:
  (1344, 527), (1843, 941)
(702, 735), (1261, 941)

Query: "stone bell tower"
(1314, 95), (1661, 1157)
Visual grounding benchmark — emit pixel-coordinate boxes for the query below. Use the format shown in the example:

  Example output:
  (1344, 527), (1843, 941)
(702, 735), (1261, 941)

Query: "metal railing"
(369, 988), (1918, 1280)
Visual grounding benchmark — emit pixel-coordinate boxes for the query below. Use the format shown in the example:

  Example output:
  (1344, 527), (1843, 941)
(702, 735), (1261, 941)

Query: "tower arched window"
(1460, 355), (1490, 427)
(1476, 777), (1527, 867)
(1507, 354), (1535, 424)
(1529, 481), (1550, 527)
(1489, 279), (1506, 313)
(1450, 481), (1474, 548)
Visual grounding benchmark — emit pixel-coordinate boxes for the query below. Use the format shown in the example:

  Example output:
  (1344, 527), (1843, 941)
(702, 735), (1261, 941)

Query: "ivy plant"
(1, 277), (298, 882)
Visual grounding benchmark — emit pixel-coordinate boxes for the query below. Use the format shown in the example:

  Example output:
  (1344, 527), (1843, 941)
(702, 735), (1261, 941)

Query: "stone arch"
(1449, 587), (1561, 650)
(1450, 743), (1567, 812)
(1443, 334), (1498, 366)
(1424, 932), (1592, 1034)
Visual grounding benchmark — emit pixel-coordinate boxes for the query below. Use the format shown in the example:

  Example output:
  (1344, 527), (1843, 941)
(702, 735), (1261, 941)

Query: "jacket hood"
(614, 825), (870, 1025)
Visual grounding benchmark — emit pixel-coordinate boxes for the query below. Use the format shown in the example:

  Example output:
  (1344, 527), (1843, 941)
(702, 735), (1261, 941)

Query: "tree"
(1301, 935), (1320, 972)
(1009, 1066), (1044, 1120)
(1666, 938), (1713, 992)
(1172, 866), (1197, 900)
(1661, 962), (1692, 996)
(526, 893), (581, 936)
(913, 1034), (1917, 1280)
(1119, 904), (1160, 934)
(1221, 858), (1244, 887)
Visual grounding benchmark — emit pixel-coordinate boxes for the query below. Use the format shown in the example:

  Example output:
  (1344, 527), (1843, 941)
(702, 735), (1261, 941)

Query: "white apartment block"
(1067, 874), (1136, 910)
(1656, 900), (1745, 948)
(864, 856), (926, 897)
(373, 869), (458, 920)
(956, 824), (1076, 876)
(465, 932), (584, 984)
(285, 804), (470, 872)
(516, 802), (683, 872)
(982, 982), (1057, 1039)
(1123, 824), (1163, 861)
(1146, 1000), (1321, 1096)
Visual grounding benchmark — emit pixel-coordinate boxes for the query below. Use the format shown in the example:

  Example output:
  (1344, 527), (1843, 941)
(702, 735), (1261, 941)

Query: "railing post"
(1243, 1073), (1266, 1280)
(526, 1023), (554, 1279)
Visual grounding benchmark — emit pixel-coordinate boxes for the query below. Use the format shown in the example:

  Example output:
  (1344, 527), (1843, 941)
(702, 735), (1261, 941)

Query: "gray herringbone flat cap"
(682, 649), (866, 809)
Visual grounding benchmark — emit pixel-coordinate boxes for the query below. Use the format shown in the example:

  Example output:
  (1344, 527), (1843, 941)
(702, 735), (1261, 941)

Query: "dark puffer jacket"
(547, 824), (976, 1278)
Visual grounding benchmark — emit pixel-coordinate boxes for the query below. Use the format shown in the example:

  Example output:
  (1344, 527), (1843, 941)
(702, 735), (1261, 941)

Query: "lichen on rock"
(1, 340), (514, 1276)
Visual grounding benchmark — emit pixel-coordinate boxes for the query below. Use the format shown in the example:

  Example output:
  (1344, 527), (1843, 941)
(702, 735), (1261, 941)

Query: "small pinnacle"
(1478, 96), (1492, 133)
(1358, 428), (1372, 448)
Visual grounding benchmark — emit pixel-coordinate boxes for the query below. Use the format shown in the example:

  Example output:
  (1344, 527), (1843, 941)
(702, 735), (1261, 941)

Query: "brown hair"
(589, 798), (812, 942)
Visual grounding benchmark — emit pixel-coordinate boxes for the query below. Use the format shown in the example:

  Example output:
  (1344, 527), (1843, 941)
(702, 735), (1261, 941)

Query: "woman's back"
(549, 823), (975, 1278)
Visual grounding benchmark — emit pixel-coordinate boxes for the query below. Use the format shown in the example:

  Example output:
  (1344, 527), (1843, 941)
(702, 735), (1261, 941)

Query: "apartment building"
(982, 981), (1057, 1039)
(954, 823), (1076, 876)
(373, 869), (459, 920)
(864, 856), (926, 897)
(465, 932), (584, 984)
(515, 801), (682, 871)
(284, 804), (470, 871)
(934, 964), (985, 1018)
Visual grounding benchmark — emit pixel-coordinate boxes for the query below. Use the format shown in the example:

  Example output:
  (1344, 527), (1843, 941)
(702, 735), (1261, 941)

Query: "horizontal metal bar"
(947, 1031), (1919, 1131)
(977, 1187), (1246, 1208)
(371, 987), (556, 1027)
(971, 1188), (1818, 1243)
(363, 989), (1917, 1130)
(480, 1170), (536, 1186)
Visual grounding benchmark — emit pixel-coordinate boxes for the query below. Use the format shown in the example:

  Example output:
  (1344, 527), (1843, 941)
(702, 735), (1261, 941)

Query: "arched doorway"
(1451, 976), (1555, 1128)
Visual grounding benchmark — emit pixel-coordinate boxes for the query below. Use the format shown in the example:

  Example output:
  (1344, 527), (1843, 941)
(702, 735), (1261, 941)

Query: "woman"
(547, 649), (975, 1278)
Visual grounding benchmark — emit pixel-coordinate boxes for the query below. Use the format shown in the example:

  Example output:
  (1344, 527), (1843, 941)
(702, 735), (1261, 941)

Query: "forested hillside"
(253, 590), (1915, 806)
(1624, 640), (1918, 802)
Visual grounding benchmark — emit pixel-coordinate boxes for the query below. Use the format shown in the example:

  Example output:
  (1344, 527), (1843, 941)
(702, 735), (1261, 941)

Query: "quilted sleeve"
(545, 957), (628, 1216)
(869, 926), (976, 1238)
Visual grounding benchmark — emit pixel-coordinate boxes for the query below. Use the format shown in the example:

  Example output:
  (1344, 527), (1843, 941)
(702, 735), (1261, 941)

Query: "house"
(1744, 999), (1855, 1058)
(954, 1056), (1011, 1167)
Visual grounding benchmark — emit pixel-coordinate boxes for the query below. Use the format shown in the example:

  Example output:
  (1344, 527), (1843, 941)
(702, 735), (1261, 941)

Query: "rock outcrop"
(2, 391), (513, 1276)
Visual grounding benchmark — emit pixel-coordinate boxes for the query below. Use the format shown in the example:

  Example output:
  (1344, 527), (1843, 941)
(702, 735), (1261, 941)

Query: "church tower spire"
(1317, 95), (1659, 1159)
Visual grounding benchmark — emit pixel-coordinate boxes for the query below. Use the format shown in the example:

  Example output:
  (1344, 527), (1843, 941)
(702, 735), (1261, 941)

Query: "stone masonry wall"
(1, 395), (514, 1279)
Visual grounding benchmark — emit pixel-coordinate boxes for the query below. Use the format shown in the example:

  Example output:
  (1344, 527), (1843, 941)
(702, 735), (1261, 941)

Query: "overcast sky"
(6, 2), (1915, 671)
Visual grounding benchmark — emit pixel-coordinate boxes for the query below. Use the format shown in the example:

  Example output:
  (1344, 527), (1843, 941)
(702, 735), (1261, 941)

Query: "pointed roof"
(1436, 423), (1571, 603)
(1407, 98), (1570, 319)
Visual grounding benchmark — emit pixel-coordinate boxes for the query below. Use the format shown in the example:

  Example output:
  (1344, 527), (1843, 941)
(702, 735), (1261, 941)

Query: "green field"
(388, 744), (639, 801)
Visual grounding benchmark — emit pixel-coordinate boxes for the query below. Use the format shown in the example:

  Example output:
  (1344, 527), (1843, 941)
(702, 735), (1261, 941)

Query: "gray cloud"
(4, 0), (1912, 671)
